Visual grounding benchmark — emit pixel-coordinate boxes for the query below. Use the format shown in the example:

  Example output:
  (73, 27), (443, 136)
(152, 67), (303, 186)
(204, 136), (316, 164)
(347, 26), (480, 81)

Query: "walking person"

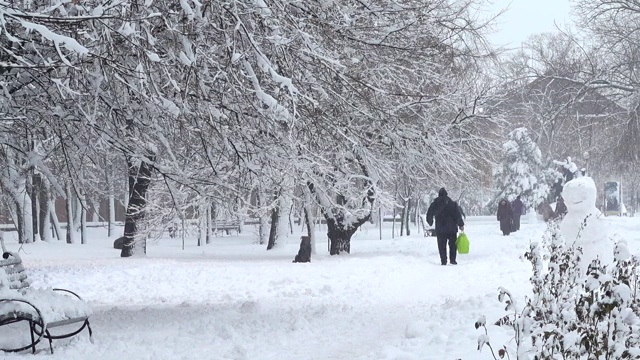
(426, 188), (465, 265)
(497, 198), (513, 236)
(555, 195), (568, 218)
(511, 195), (524, 232)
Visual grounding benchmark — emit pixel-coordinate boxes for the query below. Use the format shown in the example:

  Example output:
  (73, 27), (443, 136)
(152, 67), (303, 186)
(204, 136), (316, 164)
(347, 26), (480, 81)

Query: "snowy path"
(2, 216), (638, 359)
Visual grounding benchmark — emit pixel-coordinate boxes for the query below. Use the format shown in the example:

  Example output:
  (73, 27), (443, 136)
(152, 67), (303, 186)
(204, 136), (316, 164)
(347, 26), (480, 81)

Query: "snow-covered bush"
(492, 128), (560, 211)
(477, 222), (640, 359)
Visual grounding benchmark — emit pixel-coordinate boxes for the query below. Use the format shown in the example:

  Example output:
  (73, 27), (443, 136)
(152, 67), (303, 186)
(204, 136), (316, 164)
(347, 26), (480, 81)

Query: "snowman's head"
(562, 177), (597, 212)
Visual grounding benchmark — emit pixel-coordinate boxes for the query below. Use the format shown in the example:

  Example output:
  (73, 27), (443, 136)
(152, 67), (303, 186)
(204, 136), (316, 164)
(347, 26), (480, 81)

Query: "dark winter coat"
(497, 199), (513, 234)
(511, 198), (524, 217)
(426, 188), (464, 236)
(555, 198), (568, 217)
(537, 202), (556, 222)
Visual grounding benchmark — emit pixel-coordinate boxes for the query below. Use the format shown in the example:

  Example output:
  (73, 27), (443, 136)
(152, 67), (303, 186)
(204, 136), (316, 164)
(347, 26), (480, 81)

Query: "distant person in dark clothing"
(427, 188), (465, 265)
(537, 202), (556, 222)
(511, 196), (524, 232)
(497, 198), (513, 236)
(555, 196), (568, 218)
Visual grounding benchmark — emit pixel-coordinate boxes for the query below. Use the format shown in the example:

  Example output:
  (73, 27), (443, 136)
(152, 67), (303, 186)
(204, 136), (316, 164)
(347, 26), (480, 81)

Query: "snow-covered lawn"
(1, 215), (639, 359)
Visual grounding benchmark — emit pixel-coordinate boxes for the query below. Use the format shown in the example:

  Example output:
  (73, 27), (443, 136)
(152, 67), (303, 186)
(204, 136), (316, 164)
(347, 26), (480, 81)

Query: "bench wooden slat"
(48, 316), (89, 328)
(5, 264), (25, 274)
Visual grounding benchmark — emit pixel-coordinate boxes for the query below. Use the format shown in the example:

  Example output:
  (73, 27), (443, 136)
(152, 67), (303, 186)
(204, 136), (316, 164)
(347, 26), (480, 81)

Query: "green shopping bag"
(456, 232), (469, 254)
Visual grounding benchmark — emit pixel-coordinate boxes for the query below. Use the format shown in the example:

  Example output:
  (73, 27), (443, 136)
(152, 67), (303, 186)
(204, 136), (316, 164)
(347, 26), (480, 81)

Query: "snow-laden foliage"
(0, 0), (500, 255)
(478, 222), (640, 359)
(492, 127), (559, 210)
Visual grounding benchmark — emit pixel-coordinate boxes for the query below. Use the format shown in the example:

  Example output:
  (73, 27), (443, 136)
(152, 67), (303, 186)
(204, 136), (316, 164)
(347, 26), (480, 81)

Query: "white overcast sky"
(485, 0), (573, 48)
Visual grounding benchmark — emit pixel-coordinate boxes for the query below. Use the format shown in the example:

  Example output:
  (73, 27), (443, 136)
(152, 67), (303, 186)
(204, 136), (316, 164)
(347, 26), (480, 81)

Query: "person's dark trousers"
(437, 233), (458, 265)
(512, 215), (521, 232)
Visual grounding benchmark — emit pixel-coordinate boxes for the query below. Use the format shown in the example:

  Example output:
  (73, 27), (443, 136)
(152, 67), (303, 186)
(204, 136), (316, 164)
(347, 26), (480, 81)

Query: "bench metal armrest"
(0, 297), (44, 320)
(0, 298), (46, 352)
(52, 288), (84, 301)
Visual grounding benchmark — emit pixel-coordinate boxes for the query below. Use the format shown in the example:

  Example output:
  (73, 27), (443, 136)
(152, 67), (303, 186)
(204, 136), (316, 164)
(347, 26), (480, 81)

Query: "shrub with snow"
(477, 222), (640, 359)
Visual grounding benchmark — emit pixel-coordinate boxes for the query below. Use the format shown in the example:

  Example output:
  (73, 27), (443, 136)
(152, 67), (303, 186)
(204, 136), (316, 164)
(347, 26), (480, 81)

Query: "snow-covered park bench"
(213, 219), (241, 235)
(0, 251), (92, 354)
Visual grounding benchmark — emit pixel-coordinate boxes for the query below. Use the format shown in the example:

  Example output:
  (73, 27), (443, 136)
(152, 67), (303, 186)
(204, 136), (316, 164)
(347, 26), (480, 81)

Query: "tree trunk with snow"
(303, 203), (316, 254)
(121, 154), (154, 257)
(30, 174), (39, 241)
(257, 192), (269, 245)
(108, 193), (115, 237)
(65, 183), (75, 244)
(405, 198), (411, 236)
(13, 201), (24, 244)
(206, 204), (212, 245)
(50, 201), (61, 241)
(105, 162), (116, 237)
(392, 206), (396, 239)
(266, 193), (280, 250)
(325, 215), (368, 255)
(0, 160), (31, 243)
(73, 195), (82, 231)
(400, 198), (407, 237)
(197, 204), (205, 246)
(309, 178), (374, 255)
(38, 176), (51, 242)
(79, 193), (87, 244)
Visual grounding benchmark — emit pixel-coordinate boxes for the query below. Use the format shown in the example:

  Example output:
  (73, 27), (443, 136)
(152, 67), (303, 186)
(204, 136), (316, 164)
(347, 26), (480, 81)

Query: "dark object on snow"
(511, 196), (524, 216)
(113, 236), (125, 249)
(497, 199), (513, 236)
(293, 236), (312, 263)
(426, 188), (464, 265)
(511, 196), (525, 232)
(537, 202), (557, 222)
(426, 228), (436, 237)
(555, 196), (568, 218)
(426, 188), (465, 236)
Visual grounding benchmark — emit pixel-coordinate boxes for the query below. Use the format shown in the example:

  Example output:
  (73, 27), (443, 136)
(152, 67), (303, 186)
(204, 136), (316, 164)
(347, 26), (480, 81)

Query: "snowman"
(559, 176), (612, 272)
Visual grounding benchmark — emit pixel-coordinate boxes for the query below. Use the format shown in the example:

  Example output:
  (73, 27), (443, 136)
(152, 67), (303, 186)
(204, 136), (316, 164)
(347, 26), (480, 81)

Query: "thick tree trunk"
(266, 195), (280, 250)
(326, 217), (356, 255)
(121, 155), (155, 258)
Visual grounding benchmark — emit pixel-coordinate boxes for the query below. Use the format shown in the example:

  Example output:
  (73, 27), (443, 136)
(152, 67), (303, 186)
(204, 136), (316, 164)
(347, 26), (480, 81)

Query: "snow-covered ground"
(1, 214), (639, 359)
